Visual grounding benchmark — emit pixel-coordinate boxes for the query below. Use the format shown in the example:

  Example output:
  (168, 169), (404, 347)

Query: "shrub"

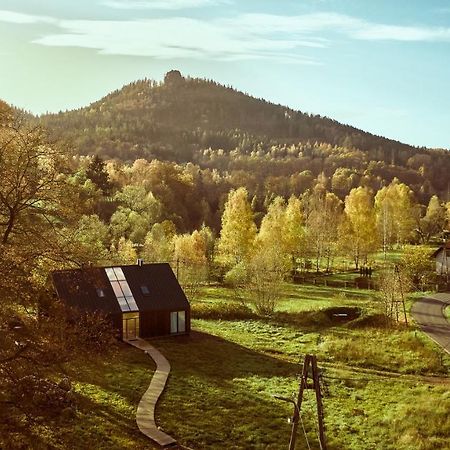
(346, 313), (392, 329)
(191, 302), (255, 321)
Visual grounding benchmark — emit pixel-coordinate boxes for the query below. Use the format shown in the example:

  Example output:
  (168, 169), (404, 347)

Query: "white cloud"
(225, 12), (450, 42)
(1, 9), (450, 64)
(102, 0), (230, 10)
(352, 23), (450, 41)
(33, 17), (322, 64)
(0, 10), (57, 25)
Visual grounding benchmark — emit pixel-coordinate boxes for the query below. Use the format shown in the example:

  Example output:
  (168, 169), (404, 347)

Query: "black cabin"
(51, 262), (190, 340)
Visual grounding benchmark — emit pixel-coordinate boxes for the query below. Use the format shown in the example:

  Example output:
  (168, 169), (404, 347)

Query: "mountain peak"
(164, 70), (185, 86)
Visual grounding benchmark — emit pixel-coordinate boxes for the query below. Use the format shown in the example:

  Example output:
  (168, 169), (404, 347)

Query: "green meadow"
(17, 282), (448, 450)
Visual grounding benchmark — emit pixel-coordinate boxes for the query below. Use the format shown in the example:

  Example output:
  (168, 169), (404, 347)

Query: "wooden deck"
(126, 338), (178, 448)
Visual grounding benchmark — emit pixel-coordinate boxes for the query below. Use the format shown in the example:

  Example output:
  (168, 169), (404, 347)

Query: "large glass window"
(170, 312), (178, 334)
(122, 312), (140, 340)
(170, 311), (187, 334)
(179, 311), (186, 332)
(105, 267), (138, 312)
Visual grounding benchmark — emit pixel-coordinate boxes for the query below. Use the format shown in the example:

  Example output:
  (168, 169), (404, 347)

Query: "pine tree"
(86, 155), (111, 195)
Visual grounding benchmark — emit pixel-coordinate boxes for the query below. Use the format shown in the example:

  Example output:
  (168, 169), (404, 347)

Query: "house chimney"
(137, 258), (144, 267)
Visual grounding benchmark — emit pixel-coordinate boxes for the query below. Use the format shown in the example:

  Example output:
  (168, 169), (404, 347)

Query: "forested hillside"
(39, 71), (450, 207)
(2, 73), (450, 450)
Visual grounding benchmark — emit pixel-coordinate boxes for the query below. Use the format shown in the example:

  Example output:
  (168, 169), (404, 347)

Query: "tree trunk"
(2, 212), (15, 245)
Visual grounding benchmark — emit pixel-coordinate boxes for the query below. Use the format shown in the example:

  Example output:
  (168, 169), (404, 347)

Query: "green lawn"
(155, 284), (449, 450)
(6, 283), (449, 450)
(1, 346), (157, 450)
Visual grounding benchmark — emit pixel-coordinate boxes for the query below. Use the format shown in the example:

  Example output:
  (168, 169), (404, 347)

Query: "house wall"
(101, 310), (191, 340)
(139, 309), (191, 338)
(110, 313), (123, 340)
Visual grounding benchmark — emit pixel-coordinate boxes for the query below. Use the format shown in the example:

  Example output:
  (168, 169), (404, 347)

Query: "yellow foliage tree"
(216, 187), (256, 268)
(340, 187), (378, 269)
(374, 179), (417, 252)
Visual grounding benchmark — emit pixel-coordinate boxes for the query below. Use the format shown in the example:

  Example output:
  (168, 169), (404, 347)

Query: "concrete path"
(126, 338), (178, 448)
(411, 293), (450, 355)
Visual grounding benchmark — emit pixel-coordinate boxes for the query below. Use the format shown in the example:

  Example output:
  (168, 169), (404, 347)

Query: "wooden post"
(287, 355), (327, 450)
(395, 265), (408, 325)
(311, 356), (327, 450)
(289, 355), (310, 450)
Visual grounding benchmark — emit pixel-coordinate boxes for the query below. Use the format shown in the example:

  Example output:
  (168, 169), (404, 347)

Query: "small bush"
(191, 302), (255, 321)
(346, 313), (392, 329)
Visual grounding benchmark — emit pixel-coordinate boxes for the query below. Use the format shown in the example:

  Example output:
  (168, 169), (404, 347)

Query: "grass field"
(155, 284), (450, 450)
(6, 282), (449, 449)
(1, 347), (157, 450)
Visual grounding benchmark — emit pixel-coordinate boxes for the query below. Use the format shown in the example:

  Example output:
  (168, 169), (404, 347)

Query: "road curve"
(411, 293), (450, 355)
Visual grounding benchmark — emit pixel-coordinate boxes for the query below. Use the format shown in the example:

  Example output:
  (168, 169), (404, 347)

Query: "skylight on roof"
(105, 267), (139, 313)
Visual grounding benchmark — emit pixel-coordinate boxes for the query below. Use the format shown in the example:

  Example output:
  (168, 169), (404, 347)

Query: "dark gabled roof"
(52, 266), (119, 314)
(51, 263), (189, 314)
(431, 242), (450, 258)
(122, 263), (190, 311)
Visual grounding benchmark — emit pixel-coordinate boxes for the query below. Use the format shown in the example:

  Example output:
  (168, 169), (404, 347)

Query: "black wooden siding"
(52, 263), (190, 339)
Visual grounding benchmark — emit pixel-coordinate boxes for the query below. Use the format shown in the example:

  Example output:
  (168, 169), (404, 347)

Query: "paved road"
(411, 293), (450, 355)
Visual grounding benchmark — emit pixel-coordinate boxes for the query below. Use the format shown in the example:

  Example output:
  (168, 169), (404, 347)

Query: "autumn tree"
(246, 244), (288, 315)
(417, 195), (447, 243)
(173, 230), (209, 300)
(57, 214), (110, 268)
(0, 113), (69, 246)
(258, 197), (287, 251)
(216, 187), (256, 269)
(142, 220), (176, 262)
(0, 104), (114, 440)
(110, 185), (161, 244)
(400, 245), (435, 287)
(223, 196), (293, 315)
(374, 180), (417, 254)
(304, 190), (342, 271)
(284, 195), (305, 261)
(258, 195), (304, 269)
(110, 237), (137, 264)
(339, 187), (378, 269)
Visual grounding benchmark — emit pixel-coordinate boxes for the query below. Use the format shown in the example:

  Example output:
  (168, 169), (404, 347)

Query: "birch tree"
(340, 187), (378, 269)
(216, 187), (256, 268)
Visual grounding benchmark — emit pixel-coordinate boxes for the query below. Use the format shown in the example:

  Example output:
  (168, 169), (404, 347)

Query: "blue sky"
(0, 0), (449, 148)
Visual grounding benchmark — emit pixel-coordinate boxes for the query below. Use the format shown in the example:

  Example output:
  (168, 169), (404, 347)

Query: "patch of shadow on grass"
(2, 345), (156, 450)
(156, 331), (299, 380)
(154, 331), (308, 449)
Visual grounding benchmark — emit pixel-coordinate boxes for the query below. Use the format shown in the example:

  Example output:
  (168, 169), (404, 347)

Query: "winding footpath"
(411, 293), (450, 355)
(126, 338), (178, 448)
